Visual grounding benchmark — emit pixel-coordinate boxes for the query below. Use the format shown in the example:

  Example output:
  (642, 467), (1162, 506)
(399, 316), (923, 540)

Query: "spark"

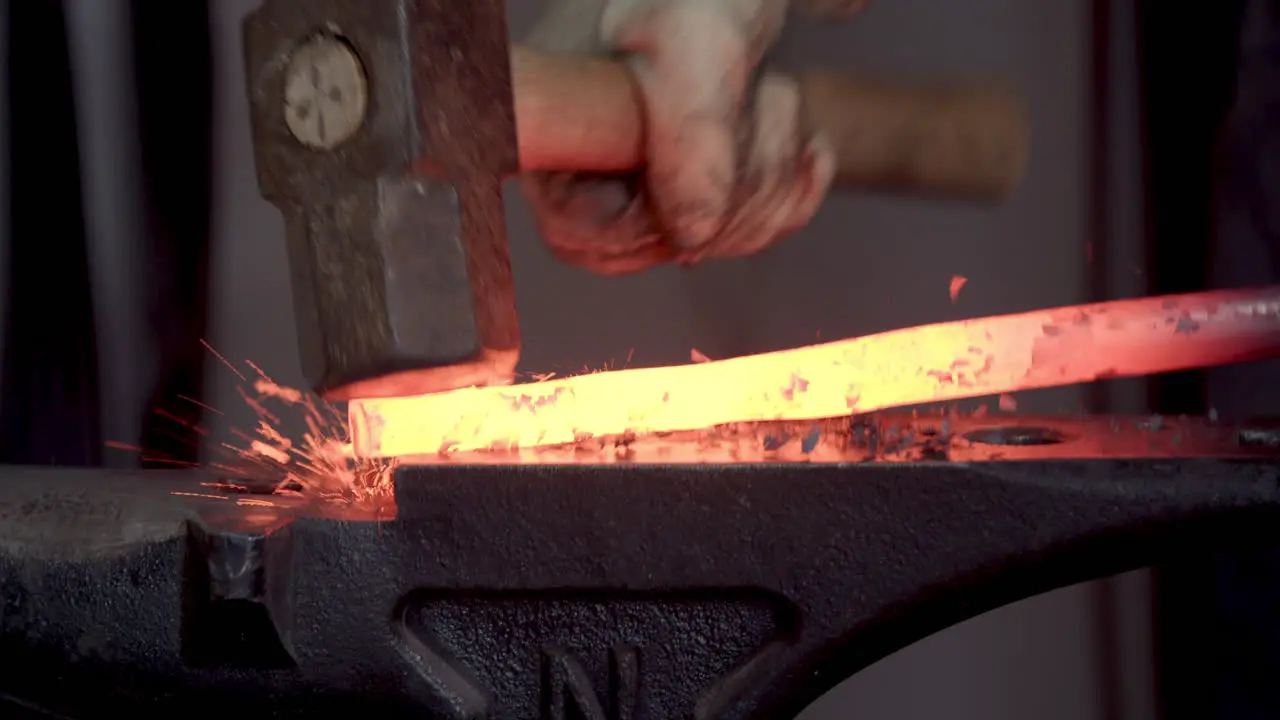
(217, 366), (399, 505)
(142, 456), (200, 467)
(178, 394), (224, 416)
(950, 275), (967, 303)
(154, 408), (208, 435)
(105, 343), (398, 508)
(201, 480), (248, 492)
(201, 339), (246, 381)
(170, 491), (230, 501)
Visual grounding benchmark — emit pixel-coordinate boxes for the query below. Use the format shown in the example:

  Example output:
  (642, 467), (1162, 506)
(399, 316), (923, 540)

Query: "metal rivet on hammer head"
(283, 35), (368, 150)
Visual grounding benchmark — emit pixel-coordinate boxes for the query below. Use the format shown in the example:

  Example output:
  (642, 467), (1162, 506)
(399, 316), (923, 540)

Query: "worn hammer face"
(243, 0), (520, 400)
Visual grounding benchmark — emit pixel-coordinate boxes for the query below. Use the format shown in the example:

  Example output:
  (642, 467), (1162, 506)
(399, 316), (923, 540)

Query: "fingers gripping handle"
(511, 45), (1028, 202)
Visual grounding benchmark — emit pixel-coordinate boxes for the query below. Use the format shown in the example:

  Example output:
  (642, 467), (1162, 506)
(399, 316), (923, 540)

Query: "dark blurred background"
(2, 1), (1278, 717)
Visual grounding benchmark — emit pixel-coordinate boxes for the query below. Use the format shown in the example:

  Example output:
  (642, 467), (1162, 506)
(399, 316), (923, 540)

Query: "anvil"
(0, 414), (1278, 718)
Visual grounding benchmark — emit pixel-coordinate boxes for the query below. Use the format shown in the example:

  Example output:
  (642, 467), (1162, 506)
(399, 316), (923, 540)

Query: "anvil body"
(0, 414), (1278, 718)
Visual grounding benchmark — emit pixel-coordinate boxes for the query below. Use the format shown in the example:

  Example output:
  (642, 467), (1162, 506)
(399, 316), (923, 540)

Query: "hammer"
(242, 0), (1027, 402)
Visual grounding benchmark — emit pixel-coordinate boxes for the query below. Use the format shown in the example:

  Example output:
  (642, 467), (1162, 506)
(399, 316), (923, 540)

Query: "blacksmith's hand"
(521, 0), (869, 275)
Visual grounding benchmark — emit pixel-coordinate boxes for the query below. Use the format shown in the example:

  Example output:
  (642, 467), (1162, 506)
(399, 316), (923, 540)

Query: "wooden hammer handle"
(511, 44), (1028, 203)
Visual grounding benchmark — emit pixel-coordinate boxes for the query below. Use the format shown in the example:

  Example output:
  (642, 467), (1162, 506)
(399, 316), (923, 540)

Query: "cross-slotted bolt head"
(283, 35), (368, 150)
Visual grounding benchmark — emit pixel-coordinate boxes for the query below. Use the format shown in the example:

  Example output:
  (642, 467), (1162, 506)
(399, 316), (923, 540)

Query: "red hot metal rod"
(350, 287), (1280, 459)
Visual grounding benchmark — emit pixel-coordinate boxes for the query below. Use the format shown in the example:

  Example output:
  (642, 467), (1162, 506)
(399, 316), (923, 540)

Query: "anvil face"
(0, 429), (1277, 718)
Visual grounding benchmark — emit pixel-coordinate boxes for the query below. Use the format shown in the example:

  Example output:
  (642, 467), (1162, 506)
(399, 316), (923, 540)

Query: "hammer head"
(242, 0), (519, 401)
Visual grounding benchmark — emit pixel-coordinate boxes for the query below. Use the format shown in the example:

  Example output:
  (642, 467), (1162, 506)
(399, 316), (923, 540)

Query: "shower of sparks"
(106, 344), (398, 508)
(216, 367), (399, 505)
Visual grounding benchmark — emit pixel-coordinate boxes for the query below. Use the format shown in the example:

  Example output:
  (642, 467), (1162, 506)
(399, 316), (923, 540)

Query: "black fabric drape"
(0, 0), (101, 465)
(0, 1), (214, 468)
(129, 0), (214, 468)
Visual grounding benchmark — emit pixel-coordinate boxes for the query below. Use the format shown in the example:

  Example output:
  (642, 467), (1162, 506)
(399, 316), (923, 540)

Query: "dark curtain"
(129, 0), (214, 468)
(0, 0), (213, 467)
(1138, 2), (1280, 719)
(0, 0), (100, 465)
(1136, 0), (1244, 415)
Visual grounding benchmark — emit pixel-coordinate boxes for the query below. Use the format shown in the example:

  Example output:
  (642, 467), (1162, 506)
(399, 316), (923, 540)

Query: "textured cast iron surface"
(242, 0), (519, 394)
(0, 430), (1279, 717)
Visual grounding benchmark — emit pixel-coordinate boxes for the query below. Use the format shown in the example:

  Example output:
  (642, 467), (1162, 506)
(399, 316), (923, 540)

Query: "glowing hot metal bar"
(349, 287), (1280, 459)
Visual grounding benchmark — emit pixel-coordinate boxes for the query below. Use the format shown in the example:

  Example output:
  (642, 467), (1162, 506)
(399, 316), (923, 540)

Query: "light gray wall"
(51, 0), (1157, 717)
